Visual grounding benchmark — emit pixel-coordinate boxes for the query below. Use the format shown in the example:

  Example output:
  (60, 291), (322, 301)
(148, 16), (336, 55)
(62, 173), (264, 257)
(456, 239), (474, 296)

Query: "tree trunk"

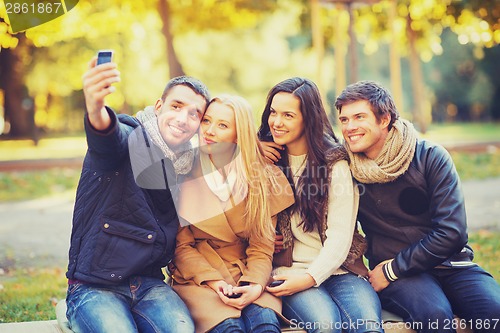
(389, 0), (403, 113)
(158, 0), (185, 78)
(0, 36), (37, 141)
(347, 2), (358, 84)
(406, 14), (427, 133)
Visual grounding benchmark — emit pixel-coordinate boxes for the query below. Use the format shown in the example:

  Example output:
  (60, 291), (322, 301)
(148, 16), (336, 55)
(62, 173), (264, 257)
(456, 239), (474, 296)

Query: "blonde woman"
(170, 94), (294, 333)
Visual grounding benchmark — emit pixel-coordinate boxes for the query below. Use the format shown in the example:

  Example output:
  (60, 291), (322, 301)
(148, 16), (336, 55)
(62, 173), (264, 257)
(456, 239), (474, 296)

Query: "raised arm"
(82, 57), (120, 131)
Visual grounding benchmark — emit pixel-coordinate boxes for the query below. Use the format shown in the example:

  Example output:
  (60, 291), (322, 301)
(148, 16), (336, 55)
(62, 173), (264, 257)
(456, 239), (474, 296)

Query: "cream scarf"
(346, 119), (418, 184)
(199, 151), (248, 203)
(136, 106), (194, 175)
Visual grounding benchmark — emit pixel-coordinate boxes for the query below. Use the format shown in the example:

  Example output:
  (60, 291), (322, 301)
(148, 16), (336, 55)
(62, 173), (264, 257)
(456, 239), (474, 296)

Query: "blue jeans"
(379, 265), (500, 333)
(209, 303), (281, 333)
(282, 273), (383, 333)
(66, 276), (194, 333)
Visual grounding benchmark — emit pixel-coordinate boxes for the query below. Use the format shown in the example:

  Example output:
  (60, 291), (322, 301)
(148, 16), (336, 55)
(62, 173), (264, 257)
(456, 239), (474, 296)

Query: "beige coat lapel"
(177, 162), (238, 243)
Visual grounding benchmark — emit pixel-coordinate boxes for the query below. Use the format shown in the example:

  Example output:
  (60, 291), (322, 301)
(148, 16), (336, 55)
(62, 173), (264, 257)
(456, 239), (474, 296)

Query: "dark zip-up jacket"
(357, 139), (474, 279)
(66, 108), (181, 285)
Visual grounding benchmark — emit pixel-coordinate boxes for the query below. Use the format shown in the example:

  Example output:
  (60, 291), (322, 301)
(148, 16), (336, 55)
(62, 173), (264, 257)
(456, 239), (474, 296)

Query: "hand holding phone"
(268, 280), (285, 288)
(97, 50), (113, 65)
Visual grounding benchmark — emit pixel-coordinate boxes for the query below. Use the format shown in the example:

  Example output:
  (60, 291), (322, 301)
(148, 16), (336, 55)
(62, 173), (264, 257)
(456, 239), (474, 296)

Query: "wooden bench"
(0, 300), (473, 333)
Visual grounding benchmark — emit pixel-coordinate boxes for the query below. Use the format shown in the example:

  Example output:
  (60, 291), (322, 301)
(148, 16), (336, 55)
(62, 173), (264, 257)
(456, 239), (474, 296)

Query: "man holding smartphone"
(65, 52), (210, 333)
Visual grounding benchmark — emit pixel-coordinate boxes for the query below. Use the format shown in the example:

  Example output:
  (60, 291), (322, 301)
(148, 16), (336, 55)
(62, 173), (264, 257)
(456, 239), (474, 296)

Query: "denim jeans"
(209, 303), (281, 333)
(379, 265), (500, 333)
(66, 276), (194, 333)
(282, 273), (383, 333)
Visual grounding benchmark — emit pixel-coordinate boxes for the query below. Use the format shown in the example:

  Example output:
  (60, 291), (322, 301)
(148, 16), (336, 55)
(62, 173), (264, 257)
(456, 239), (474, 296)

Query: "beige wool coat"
(170, 161), (294, 333)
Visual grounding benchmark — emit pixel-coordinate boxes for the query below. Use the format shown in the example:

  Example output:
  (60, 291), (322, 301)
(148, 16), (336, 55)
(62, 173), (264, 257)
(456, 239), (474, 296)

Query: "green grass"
(450, 151), (500, 180)
(421, 122), (500, 144)
(0, 168), (81, 202)
(0, 268), (67, 323)
(0, 231), (498, 323)
(468, 231), (500, 280)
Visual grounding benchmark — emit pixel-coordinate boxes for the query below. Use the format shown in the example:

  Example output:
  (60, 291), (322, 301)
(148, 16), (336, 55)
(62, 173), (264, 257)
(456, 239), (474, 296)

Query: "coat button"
(147, 234), (153, 240)
(111, 274), (115, 277)
(104, 223), (109, 229)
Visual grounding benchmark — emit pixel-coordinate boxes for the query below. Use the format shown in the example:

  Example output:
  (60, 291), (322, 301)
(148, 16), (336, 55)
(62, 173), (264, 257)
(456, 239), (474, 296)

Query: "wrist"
(382, 259), (398, 282)
(303, 273), (316, 288)
(205, 280), (220, 290)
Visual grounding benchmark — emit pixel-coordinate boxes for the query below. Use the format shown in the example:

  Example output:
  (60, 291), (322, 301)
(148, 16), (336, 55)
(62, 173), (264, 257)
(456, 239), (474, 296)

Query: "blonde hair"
(209, 94), (277, 241)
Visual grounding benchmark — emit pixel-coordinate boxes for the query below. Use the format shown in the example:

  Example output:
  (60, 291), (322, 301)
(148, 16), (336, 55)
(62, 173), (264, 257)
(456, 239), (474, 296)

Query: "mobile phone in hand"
(269, 280), (285, 288)
(226, 293), (242, 299)
(97, 50), (113, 65)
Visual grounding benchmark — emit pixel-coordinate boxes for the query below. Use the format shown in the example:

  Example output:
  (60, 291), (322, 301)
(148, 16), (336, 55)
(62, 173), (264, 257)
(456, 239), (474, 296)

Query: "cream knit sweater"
(273, 154), (359, 286)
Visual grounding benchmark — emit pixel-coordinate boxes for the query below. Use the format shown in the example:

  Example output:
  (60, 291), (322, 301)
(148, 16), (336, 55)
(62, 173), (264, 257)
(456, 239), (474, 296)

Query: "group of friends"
(63, 56), (500, 333)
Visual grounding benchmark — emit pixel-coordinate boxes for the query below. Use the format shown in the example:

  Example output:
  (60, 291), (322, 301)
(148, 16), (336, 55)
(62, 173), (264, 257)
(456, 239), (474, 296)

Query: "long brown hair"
(258, 77), (345, 233)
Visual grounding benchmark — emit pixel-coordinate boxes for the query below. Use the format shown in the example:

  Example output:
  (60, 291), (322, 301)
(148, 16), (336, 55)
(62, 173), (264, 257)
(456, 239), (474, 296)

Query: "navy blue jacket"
(66, 108), (181, 285)
(357, 139), (474, 278)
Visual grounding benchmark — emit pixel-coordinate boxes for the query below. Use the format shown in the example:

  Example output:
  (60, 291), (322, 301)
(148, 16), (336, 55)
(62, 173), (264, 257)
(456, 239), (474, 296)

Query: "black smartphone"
(226, 293), (242, 299)
(269, 280), (285, 288)
(97, 50), (113, 65)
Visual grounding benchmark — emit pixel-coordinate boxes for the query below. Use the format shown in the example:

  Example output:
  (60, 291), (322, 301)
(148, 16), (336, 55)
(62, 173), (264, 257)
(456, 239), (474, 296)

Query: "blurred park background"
(1, 0), (500, 323)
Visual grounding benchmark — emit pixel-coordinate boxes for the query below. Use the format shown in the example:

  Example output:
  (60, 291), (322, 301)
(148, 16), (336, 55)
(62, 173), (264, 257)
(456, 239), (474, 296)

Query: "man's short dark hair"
(161, 76), (210, 105)
(335, 80), (399, 130)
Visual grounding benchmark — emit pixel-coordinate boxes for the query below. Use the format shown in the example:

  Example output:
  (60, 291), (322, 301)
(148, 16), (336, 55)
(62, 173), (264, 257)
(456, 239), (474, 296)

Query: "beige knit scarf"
(136, 106), (194, 175)
(346, 118), (418, 184)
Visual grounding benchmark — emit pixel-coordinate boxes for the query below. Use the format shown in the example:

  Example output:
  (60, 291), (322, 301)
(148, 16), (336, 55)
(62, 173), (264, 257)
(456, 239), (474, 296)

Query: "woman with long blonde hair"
(170, 94), (294, 333)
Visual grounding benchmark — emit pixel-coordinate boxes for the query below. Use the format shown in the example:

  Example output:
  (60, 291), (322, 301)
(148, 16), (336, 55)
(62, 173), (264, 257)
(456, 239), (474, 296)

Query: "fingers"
(224, 284), (262, 310)
(263, 148), (281, 162)
(222, 283), (233, 296)
(88, 56), (98, 69)
(262, 141), (284, 150)
(265, 282), (286, 296)
(265, 154), (278, 164)
(259, 141), (284, 163)
(274, 234), (284, 253)
(83, 63), (120, 93)
(82, 61), (120, 115)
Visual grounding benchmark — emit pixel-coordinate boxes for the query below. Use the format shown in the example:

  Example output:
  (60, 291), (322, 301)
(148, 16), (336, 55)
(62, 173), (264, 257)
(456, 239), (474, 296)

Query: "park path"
(0, 176), (499, 270)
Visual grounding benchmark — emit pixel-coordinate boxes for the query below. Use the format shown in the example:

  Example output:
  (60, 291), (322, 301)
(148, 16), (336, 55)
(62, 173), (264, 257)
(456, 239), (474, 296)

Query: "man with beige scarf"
(335, 80), (500, 333)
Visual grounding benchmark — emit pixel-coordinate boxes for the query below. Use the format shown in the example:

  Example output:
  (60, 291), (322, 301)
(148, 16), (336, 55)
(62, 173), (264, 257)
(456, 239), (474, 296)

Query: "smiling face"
(338, 100), (390, 159)
(199, 101), (237, 157)
(154, 85), (207, 151)
(268, 92), (307, 155)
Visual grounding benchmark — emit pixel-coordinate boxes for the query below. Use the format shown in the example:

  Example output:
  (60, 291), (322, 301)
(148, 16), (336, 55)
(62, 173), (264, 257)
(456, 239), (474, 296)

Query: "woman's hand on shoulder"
(259, 141), (284, 164)
(265, 274), (315, 297)
(274, 233), (284, 253)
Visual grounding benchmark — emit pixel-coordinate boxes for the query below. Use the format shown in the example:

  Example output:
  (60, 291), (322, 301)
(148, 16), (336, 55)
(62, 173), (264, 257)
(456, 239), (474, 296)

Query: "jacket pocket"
(90, 217), (157, 282)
